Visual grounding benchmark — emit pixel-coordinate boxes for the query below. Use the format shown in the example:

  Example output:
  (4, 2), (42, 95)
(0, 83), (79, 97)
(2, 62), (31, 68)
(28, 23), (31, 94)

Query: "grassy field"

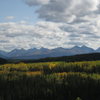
(0, 61), (100, 100)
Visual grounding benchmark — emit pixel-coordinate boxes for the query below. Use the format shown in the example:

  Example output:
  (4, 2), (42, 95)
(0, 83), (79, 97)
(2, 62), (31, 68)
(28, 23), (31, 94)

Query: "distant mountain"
(96, 47), (100, 52)
(0, 45), (99, 60)
(69, 45), (94, 54)
(0, 50), (8, 58)
(7, 49), (27, 57)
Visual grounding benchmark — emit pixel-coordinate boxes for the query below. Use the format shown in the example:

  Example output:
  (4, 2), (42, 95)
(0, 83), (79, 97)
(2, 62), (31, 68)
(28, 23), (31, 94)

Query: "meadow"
(0, 61), (100, 100)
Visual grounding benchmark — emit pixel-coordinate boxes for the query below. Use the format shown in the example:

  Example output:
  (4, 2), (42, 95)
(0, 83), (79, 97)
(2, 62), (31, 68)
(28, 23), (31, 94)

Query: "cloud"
(24, 0), (100, 23)
(0, 20), (100, 51)
(4, 16), (15, 20)
(0, 0), (99, 51)
(24, 0), (50, 6)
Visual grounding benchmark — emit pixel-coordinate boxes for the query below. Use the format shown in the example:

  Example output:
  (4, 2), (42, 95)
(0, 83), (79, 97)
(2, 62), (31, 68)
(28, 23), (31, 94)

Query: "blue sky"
(0, 0), (100, 51)
(0, 0), (39, 23)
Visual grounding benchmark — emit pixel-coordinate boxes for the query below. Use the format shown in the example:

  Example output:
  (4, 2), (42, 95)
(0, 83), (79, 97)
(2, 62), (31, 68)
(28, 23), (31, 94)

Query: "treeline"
(22, 53), (100, 63)
(1, 61), (100, 74)
(0, 58), (7, 64)
(1, 53), (100, 64)
(0, 61), (100, 100)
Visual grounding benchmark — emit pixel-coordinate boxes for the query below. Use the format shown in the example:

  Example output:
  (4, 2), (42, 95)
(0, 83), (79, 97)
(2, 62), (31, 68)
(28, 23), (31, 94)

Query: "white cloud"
(24, 0), (100, 23)
(4, 16), (15, 20)
(0, 20), (100, 51)
(24, 0), (50, 6)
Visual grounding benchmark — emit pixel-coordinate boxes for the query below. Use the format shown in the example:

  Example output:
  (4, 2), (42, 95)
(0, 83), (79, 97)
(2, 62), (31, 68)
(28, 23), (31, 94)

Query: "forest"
(0, 61), (100, 100)
(21, 53), (100, 63)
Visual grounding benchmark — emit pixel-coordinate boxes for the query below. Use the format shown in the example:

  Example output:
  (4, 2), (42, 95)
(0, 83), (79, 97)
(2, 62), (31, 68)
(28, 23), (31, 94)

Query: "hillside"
(0, 58), (7, 64)
(22, 53), (100, 63)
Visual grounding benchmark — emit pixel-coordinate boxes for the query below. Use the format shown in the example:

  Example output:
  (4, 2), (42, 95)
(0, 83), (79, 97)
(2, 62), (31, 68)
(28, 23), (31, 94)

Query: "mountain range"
(0, 45), (100, 60)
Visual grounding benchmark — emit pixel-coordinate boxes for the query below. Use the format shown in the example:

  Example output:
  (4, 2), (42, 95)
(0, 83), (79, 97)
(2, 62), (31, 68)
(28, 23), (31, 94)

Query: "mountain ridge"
(0, 45), (100, 60)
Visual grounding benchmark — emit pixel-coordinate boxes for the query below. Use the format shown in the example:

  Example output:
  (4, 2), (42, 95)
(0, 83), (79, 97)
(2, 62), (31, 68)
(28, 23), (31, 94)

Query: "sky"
(0, 0), (100, 51)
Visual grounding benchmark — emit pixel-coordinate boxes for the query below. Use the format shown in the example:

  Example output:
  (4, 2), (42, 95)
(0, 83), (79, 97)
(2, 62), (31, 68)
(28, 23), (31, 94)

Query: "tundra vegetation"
(0, 61), (100, 100)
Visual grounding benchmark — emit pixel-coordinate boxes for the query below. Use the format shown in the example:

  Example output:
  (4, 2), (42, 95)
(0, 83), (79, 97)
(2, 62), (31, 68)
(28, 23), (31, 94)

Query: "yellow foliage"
(26, 71), (42, 76)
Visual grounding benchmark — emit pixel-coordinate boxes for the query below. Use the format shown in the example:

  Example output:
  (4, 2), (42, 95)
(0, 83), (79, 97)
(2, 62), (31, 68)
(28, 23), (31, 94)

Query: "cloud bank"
(0, 20), (100, 51)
